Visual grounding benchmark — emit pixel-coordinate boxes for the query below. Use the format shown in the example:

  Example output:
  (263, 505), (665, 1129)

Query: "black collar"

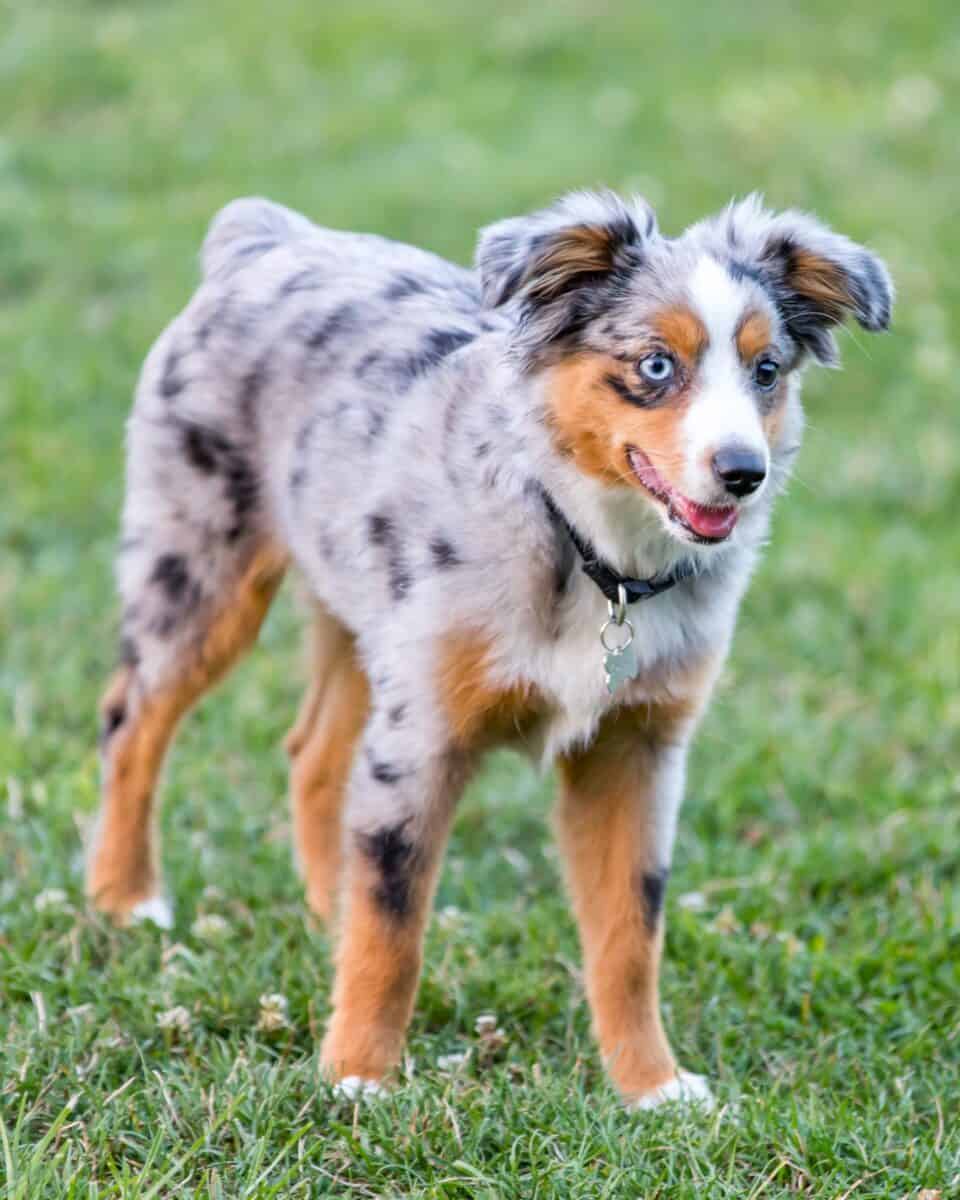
(539, 487), (696, 605)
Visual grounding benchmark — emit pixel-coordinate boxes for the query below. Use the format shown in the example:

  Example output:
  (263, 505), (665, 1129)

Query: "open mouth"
(626, 446), (739, 543)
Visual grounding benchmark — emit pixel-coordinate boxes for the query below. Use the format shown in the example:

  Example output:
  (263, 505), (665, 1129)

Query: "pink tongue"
(673, 496), (739, 539)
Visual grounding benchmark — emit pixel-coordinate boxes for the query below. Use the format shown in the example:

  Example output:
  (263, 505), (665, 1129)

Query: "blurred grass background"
(1, 1), (958, 1195)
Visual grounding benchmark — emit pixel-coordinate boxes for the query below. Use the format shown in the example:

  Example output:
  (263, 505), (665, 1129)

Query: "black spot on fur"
(194, 292), (232, 348)
(151, 554), (190, 603)
(367, 513), (411, 600)
(183, 423), (232, 474)
(367, 407), (385, 441)
(120, 637), (140, 668)
(224, 454), (258, 541)
(238, 359), (266, 423)
(369, 758), (406, 785)
(383, 273), (427, 301)
(429, 536), (460, 569)
(422, 327), (476, 362)
(178, 421), (258, 540)
(159, 348), (185, 399)
(637, 868), (669, 932)
(476, 440), (491, 459)
(302, 304), (359, 351)
(233, 239), (279, 262)
(357, 821), (419, 918)
(388, 564), (412, 601)
(368, 513), (392, 546)
(278, 268), (321, 296)
(394, 328), (477, 388)
(288, 417), (316, 498)
(354, 350), (382, 381)
(388, 703), (407, 726)
(99, 702), (126, 747)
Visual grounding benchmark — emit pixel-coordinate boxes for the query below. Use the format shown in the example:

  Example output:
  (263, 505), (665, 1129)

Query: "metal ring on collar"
(607, 582), (628, 626)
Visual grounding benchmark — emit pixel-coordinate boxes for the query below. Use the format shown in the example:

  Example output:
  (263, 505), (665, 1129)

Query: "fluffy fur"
(87, 191), (892, 1108)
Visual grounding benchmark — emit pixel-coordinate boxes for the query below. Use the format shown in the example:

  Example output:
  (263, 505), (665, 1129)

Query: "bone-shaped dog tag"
(603, 640), (639, 695)
(600, 588), (637, 695)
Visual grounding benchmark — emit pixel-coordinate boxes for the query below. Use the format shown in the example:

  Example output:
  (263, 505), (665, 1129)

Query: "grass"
(1, 0), (958, 1194)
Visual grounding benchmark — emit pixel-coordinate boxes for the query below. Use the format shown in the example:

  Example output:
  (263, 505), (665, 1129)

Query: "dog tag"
(603, 639), (639, 694)
(599, 585), (637, 695)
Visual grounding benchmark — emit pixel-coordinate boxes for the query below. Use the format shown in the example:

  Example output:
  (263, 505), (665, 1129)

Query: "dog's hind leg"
(285, 608), (369, 925)
(87, 345), (290, 924)
(88, 538), (286, 925)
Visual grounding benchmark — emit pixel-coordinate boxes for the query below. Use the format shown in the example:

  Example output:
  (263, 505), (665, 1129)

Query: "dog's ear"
(476, 191), (657, 358)
(722, 195), (894, 365)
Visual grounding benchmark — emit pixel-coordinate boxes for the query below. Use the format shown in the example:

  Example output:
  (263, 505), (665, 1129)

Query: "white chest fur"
(492, 564), (745, 764)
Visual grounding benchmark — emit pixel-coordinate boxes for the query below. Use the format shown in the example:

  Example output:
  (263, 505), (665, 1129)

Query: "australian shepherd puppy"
(88, 190), (892, 1109)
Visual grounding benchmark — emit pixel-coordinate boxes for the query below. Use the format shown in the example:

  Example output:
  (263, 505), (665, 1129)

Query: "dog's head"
(477, 191), (893, 546)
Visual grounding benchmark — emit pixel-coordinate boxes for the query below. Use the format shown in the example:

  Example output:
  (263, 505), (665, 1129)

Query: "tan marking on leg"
(287, 612), (369, 924)
(87, 544), (286, 920)
(321, 796), (458, 1084)
(436, 628), (542, 748)
(555, 666), (714, 1103)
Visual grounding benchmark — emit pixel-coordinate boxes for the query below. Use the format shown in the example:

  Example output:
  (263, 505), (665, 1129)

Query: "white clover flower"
(156, 1005), (192, 1038)
(191, 913), (230, 941)
(34, 888), (69, 912)
(256, 992), (292, 1034)
(437, 1050), (470, 1072)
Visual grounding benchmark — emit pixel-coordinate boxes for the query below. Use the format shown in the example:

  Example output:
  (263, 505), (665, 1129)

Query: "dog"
(87, 190), (892, 1109)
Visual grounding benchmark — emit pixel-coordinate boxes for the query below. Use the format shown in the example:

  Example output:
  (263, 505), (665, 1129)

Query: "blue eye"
(639, 353), (675, 384)
(754, 358), (780, 390)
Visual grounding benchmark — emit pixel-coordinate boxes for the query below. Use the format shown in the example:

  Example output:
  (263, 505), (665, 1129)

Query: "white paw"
(129, 895), (174, 930)
(334, 1075), (387, 1102)
(630, 1070), (714, 1112)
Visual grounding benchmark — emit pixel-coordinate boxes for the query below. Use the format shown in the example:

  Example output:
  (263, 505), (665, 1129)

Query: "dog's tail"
(201, 197), (315, 281)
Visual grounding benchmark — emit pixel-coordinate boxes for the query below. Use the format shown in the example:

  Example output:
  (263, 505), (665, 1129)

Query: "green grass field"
(1, 1), (958, 1195)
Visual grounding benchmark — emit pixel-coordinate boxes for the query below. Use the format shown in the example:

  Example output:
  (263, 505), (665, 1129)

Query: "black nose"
(712, 447), (767, 498)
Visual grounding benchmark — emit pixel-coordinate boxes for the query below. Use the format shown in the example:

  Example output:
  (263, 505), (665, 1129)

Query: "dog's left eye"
(753, 358), (780, 390)
(639, 353), (675, 384)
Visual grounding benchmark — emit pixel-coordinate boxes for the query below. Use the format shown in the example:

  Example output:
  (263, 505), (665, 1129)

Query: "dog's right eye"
(638, 352), (675, 384)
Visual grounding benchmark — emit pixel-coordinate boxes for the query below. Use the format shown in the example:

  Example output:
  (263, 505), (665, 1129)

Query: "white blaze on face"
(681, 255), (769, 500)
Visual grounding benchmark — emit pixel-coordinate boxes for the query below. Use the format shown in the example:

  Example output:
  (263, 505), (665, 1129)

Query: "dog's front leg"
(320, 733), (465, 1093)
(555, 704), (712, 1110)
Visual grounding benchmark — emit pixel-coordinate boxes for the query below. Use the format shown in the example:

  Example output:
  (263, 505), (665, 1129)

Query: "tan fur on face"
(735, 310), (772, 365)
(732, 309), (793, 450)
(545, 355), (688, 490)
(287, 611), (370, 924)
(653, 305), (708, 365)
(437, 629), (544, 748)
